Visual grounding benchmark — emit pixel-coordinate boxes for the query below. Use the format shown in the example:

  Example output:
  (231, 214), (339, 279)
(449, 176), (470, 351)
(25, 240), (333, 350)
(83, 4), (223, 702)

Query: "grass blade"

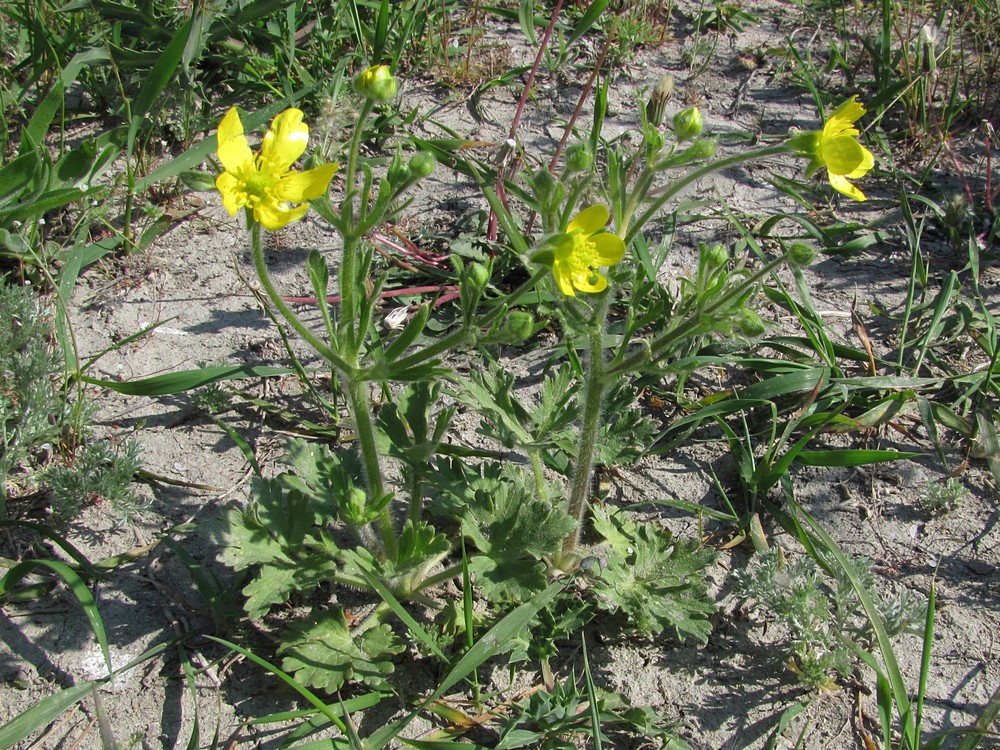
(82, 364), (297, 396)
(1, 559), (111, 676)
(365, 579), (567, 749)
(0, 681), (98, 749)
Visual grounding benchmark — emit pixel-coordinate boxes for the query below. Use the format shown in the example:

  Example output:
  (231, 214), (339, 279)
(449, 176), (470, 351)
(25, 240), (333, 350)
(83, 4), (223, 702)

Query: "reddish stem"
(487, 0), (565, 242)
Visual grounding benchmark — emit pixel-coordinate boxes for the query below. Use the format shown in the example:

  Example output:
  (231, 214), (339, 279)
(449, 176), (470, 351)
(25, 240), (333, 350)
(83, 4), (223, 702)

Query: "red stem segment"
(487, 0), (565, 242)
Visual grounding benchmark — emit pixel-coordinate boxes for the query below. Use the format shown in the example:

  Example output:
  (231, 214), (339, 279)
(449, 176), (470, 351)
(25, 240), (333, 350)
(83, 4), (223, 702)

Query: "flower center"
(242, 166), (279, 207)
(569, 234), (601, 285)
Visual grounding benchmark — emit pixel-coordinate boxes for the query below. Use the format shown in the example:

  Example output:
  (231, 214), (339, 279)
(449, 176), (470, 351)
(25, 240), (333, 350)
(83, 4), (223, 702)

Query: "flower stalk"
(561, 292), (612, 560)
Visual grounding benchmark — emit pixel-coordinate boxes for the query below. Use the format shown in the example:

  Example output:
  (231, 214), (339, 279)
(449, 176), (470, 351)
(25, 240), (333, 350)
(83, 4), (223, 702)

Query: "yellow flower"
(551, 205), (626, 297)
(789, 96), (875, 202)
(215, 107), (338, 231)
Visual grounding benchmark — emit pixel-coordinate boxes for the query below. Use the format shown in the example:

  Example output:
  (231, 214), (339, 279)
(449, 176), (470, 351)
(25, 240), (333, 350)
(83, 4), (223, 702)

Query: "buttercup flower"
(789, 96), (875, 202)
(551, 205), (626, 297)
(215, 107), (338, 231)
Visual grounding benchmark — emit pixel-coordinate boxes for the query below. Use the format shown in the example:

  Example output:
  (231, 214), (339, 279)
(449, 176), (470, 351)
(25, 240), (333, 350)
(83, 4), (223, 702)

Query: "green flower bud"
(532, 168), (557, 201)
(644, 125), (666, 154)
(467, 262), (490, 291)
(342, 486), (376, 525)
(386, 156), (411, 187)
(645, 74), (674, 127)
(495, 311), (537, 344)
(354, 64), (397, 103)
(565, 143), (593, 174)
(737, 309), (767, 338)
(685, 138), (717, 160)
(657, 138), (717, 169)
(704, 242), (729, 269)
(673, 106), (704, 141)
(409, 151), (436, 179)
(787, 242), (817, 267)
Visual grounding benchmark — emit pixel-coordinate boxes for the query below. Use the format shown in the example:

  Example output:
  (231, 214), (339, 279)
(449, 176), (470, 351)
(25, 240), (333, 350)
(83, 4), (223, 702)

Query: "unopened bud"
(704, 243), (729, 269)
(737, 309), (766, 338)
(386, 156), (411, 187)
(342, 487), (376, 525)
(409, 152), (436, 179)
(645, 125), (666, 153)
(685, 138), (716, 160)
(645, 74), (674, 127)
(354, 64), (397, 102)
(787, 242), (817, 267)
(468, 262), (490, 291)
(496, 311), (536, 344)
(532, 169), (556, 199)
(565, 143), (593, 174)
(658, 138), (717, 169)
(673, 106), (703, 141)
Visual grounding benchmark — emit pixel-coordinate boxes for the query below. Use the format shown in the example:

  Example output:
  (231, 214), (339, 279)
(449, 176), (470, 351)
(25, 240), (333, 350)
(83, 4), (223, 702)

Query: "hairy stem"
(562, 294), (611, 557)
(622, 144), (790, 242)
(250, 222), (352, 373)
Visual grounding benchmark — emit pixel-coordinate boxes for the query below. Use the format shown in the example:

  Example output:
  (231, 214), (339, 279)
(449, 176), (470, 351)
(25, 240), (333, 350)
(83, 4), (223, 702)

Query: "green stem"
(622, 144), (790, 242)
(250, 223), (353, 374)
(338, 235), (361, 352)
(604, 253), (789, 379)
(528, 448), (549, 504)
(561, 294), (611, 557)
(345, 378), (396, 561)
(343, 99), (375, 228)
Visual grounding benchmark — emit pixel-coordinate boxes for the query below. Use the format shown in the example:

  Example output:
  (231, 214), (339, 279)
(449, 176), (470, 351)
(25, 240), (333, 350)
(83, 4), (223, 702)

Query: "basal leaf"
(279, 610), (404, 693)
(468, 555), (548, 603)
(592, 507), (715, 641)
(243, 565), (298, 621)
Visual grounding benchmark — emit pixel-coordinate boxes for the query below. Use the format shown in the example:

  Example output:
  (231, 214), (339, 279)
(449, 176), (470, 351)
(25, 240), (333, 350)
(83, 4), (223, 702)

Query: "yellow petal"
(820, 135), (870, 176)
(567, 204), (609, 236)
(276, 162), (338, 203)
(844, 144), (874, 179)
(573, 271), (608, 294)
(255, 201), (309, 231)
(552, 261), (576, 296)
(217, 107), (254, 174)
(215, 171), (246, 215)
(260, 108), (309, 172)
(828, 172), (866, 201)
(591, 232), (625, 267)
(823, 96), (865, 138)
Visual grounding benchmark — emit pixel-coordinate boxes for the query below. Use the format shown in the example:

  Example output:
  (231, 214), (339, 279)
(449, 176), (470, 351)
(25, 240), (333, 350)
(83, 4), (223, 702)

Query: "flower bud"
(737, 309), (766, 338)
(386, 156), (411, 187)
(342, 486), (376, 525)
(408, 151), (436, 179)
(673, 106), (703, 141)
(495, 311), (537, 345)
(565, 143), (593, 174)
(685, 138), (716, 160)
(704, 242), (729, 269)
(644, 125), (666, 154)
(467, 262), (490, 291)
(658, 138), (717, 169)
(645, 74), (674, 127)
(787, 242), (817, 267)
(354, 64), (397, 102)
